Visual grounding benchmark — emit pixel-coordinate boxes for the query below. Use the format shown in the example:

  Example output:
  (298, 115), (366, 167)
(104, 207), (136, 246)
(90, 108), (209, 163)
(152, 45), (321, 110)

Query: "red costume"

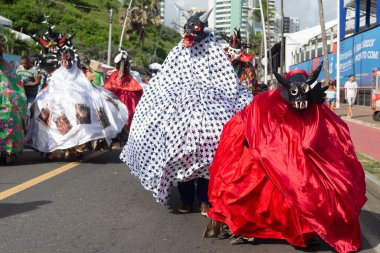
(104, 70), (143, 130)
(208, 70), (367, 252)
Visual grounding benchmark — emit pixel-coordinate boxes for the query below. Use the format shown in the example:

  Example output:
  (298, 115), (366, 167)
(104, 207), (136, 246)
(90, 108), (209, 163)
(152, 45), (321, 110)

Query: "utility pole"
(258, 0), (267, 84)
(107, 8), (113, 66)
(280, 0), (285, 74)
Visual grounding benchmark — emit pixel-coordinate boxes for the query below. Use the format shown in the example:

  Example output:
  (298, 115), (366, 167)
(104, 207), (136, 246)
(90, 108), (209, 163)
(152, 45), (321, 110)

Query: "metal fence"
(339, 88), (372, 106)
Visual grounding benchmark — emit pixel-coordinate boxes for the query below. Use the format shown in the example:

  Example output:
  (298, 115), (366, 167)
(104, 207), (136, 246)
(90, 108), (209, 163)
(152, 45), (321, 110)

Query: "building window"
(215, 11), (230, 15)
(216, 1), (231, 5)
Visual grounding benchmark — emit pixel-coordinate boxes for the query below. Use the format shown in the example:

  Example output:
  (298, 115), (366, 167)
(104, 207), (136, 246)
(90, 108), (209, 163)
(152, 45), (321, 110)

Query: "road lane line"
(0, 151), (104, 201)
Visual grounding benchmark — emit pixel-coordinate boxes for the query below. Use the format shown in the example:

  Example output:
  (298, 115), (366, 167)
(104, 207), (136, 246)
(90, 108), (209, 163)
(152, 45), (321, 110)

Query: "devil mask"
(221, 28), (253, 61)
(57, 47), (77, 69)
(274, 62), (327, 110)
(182, 8), (213, 47)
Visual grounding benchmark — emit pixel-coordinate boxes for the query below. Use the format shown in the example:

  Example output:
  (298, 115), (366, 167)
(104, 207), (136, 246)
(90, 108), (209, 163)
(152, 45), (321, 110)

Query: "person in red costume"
(104, 50), (143, 133)
(205, 63), (367, 253)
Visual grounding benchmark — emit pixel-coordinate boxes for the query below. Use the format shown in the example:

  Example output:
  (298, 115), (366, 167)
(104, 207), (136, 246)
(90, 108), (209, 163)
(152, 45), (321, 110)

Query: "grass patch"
(356, 152), (380, 178)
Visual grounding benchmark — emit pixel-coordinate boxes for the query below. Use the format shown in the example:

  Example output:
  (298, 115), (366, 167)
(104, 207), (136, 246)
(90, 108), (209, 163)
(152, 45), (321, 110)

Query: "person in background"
(16, 55), (41, 110)
(104, 50), (143, 134)
(141, 76), (150, 84)
(89, 60), (105, 87)
(268, 80), (275, 90)
(344, 74), (358, 118)
(325, 80), (337, 111)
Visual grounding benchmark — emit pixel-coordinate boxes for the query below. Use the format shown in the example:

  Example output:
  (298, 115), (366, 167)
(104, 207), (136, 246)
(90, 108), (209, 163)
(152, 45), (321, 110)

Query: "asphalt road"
(0, 149), (379, 253)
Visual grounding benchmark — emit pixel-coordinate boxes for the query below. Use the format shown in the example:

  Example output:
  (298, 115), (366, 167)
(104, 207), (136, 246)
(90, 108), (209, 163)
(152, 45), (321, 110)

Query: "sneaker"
(178, 203), (192, 214)
(200, 202), (210, 217)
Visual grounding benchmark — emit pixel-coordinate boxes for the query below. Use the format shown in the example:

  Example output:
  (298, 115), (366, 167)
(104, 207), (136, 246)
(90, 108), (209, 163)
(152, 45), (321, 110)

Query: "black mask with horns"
(274, 62), (328, 110)
(182, 8), (213, 48)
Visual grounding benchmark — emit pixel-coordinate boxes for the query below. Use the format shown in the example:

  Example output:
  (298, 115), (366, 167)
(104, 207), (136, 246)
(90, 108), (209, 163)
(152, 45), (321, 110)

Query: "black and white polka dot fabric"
(120, 34), (252, 204)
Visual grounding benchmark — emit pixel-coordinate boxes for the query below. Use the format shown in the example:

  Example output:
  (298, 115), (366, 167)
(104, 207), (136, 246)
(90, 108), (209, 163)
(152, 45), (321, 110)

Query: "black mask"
(58, 48), (76, 69)
(182, 9), (213, 47)
(274, 62), (327, 110)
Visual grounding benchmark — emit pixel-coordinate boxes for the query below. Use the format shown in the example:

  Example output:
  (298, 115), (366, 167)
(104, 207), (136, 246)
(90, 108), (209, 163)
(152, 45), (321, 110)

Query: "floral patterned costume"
(0, 59), (27, 154)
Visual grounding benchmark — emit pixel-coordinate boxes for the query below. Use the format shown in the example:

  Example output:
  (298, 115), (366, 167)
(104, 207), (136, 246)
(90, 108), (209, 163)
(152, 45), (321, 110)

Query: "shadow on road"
(82, 150), (124, 165)
(360, 209), (380, 251)
(167, 185), (182, 214)
(0, 200), (52, 219)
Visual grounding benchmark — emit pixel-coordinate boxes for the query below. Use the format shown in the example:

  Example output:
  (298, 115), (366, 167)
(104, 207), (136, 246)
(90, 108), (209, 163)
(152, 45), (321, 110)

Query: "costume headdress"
(220, 28), (254, 62)
(32, 14), (77, 71)
(179, 7), (213, 47)
(114, 49), (131, 80)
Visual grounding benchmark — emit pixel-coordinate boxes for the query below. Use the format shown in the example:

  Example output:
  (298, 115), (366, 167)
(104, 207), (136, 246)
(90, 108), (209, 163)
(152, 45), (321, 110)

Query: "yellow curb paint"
(0, 151), (103, 201)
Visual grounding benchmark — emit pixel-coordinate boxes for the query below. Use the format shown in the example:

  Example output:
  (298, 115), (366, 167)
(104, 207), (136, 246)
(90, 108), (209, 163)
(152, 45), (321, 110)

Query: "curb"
(341, 116), (380, 130)
(365, 171), (380, 201)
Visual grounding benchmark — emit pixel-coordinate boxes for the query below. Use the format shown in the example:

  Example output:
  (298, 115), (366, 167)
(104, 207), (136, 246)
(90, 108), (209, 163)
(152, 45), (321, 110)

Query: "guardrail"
(339, 88), (372, 106)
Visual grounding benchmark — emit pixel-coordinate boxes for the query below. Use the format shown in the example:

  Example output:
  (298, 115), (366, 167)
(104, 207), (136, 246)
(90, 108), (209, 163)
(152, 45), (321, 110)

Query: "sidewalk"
(333, 103), (380, 129)
(333, 103), (380, 201)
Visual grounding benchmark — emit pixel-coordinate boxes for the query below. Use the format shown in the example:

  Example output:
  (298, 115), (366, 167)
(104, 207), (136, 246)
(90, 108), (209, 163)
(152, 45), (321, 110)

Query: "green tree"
(0, 0), (180, 74)
(0, 26), (39, 55)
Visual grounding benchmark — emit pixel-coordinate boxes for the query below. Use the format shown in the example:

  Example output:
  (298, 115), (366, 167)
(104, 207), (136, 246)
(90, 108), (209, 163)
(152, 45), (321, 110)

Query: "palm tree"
(317, 0), (329, 83)
(120, 0), (159, 47)
(253, 0), (275, 82)
(0, 27), (34, 55)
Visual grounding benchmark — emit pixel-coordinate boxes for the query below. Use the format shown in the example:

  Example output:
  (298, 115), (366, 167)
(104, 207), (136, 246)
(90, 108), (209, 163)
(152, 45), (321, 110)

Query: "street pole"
(280, 0), (285, 75)
(107, 8), (113, 66)
(336, 0), (342, 108)
(119, 0), (133, 50)
(258, 0), (267, 84)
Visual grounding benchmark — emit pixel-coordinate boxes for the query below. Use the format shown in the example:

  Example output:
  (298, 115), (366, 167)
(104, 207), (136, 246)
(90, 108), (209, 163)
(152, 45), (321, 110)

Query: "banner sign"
(3, 53), (21, 68)
(340, 26), (380, 88)
(290, 53), (337, 82)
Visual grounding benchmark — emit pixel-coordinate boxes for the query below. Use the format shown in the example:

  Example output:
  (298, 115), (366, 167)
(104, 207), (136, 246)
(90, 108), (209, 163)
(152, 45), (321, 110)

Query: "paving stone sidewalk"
(333, 103), (380, 129)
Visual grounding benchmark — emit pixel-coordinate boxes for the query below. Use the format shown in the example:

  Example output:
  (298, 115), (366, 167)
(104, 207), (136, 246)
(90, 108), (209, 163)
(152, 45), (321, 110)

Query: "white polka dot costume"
(120, 34), (252, 203)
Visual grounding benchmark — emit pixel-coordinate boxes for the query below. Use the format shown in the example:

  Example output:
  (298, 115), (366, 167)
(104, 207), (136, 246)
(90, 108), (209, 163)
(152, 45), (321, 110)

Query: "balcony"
(215, 24), (231, 29)
(215, 17), (231, 22)
(216, 13), (231, 18)
(215, 3), (231, 9)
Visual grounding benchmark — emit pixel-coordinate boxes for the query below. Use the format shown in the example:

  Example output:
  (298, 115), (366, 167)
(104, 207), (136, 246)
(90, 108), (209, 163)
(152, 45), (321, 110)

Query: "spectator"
(141, 76), (151, 84)
(16, 56), (41, 109)
(344, 74), (358, 118)
(89, 60), (105, 86)
(325, 80), (336, 111)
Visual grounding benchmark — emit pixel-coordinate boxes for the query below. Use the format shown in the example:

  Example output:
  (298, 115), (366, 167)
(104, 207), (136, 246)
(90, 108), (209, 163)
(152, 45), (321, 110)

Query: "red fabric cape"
(104, 71), (143, 129)
(104, 71), (142, 92)
(208, 89), (367, 253)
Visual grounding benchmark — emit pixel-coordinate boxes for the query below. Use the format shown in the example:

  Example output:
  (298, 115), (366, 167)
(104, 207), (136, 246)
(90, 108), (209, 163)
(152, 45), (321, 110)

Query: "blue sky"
(166, 0), (336, 30)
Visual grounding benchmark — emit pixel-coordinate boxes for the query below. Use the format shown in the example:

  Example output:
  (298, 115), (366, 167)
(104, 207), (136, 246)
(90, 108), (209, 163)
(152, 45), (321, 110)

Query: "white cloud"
(275, 0), (337, 29)
(165, 0), (210, 28)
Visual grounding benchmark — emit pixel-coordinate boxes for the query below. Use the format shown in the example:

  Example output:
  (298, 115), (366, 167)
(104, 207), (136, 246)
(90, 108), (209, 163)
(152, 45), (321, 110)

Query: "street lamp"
(119, 0), (139, 50)
(243, 0), (267, 84)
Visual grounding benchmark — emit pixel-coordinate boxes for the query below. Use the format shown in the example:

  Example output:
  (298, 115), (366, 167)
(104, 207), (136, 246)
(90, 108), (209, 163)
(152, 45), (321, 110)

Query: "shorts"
(326, 98), (336, 104)
(347, 97), (356, 105)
